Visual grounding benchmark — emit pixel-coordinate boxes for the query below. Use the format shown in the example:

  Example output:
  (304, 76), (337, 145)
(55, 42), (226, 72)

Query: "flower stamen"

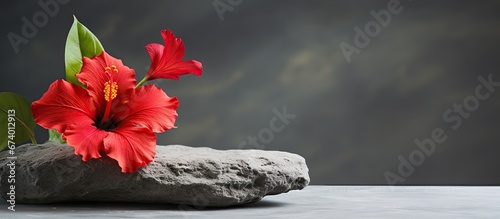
(104, 82), (118, 101)
(101, 66), (118, 126)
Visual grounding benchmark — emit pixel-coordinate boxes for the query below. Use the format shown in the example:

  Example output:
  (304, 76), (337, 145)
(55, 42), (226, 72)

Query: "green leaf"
(0, 92), (37, 151)
(65, 15), (104, 87)
(48, 129), (66, 144)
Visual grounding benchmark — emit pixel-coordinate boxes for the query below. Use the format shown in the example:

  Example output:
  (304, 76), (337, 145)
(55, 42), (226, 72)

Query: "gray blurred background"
(1, 0), (499, 185)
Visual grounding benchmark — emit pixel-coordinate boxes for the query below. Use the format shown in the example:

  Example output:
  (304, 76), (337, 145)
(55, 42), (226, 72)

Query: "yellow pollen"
(103, 66), (119, 101)
(104, 66), (119, 74)
(104, 81), (118, 101)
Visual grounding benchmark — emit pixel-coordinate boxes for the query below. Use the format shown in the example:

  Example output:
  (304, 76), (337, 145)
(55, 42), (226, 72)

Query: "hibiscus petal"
(113, 85), (179, 133)
(145, 43), (164, 68)
(161, 60), (203, 80)
(145, 29), (202, 81)
(77, 52), (137, 113)
(64, 124), (108, 161)
(103, 125), (157, 173)
(161, 29), (185, 64)
(31, 80), (96, 134)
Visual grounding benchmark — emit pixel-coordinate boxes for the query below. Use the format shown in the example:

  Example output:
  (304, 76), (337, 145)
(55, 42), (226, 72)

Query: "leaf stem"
(0, 107), (37, 145)
(14, 114), (37, 144)
(135, 76), (149, 88)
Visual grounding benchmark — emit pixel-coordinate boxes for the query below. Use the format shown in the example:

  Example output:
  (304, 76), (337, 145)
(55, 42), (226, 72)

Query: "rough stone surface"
(0, 143), (309, 207)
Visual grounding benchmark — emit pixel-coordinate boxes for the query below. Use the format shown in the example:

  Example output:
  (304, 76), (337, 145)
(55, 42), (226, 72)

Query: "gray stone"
(0, 143), (309, 207)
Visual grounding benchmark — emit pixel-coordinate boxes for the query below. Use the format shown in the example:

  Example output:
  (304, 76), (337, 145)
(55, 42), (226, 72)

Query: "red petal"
(77, 52), (137, 113)
(162, 60), (203, 80)
(145, 29), (203, 81)
(145, 43), (164, 70)
(161, 29), (186, 63)
(113, 84), (179, 133)
(31, 80), (96, 134)
(103, 125), (157, 173)
(64, 124), (108, 161)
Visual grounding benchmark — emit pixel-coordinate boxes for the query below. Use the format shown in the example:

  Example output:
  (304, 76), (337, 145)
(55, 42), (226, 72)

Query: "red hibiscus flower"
(31, 52), (179, 173)
(139, 29), (202, 85)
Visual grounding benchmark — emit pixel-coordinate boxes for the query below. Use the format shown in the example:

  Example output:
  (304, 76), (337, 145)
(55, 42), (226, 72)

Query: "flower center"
(101, 65), (118, 128)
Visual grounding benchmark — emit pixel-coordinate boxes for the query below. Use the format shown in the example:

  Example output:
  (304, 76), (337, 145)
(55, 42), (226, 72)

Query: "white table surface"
(1, 186), (499, 218)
